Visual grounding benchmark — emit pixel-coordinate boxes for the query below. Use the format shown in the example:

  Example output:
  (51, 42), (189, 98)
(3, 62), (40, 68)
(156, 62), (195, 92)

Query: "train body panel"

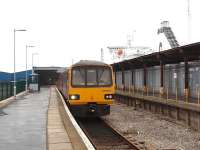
(57, 60), (115, 117)
(68, 87), (114, 105)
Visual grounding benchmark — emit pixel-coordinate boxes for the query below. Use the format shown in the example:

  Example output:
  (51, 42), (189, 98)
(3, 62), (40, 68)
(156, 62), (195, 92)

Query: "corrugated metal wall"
(124, 70), (132, 88)
(116, 72), (122, 87)
(164, 64), (185, 96)
(134, 69), (143, 89)
(147, 66), (160, 92)
(115, 62), (200, 102)
(189, 62), (200, 98)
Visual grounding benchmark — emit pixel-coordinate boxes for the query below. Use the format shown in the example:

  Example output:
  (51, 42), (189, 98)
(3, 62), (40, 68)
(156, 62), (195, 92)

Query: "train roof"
(72, 60), (108, 67)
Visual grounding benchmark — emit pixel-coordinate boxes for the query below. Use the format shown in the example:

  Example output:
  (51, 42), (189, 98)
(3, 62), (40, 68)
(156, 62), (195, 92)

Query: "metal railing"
(0, 80), (26, 101)
(116, 85), (200, 104)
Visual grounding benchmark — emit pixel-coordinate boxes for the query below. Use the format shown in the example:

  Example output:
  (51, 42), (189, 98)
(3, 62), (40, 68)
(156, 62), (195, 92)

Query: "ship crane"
(157, 21), (179, 48)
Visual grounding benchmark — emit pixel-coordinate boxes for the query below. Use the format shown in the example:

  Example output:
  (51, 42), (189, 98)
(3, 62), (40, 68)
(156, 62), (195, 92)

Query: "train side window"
(66, 71), (68, 80)
(64, 71), (68, 84)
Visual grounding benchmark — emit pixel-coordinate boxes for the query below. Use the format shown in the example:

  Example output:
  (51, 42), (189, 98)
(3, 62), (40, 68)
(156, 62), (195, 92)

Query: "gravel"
(102, 101), (200, 150)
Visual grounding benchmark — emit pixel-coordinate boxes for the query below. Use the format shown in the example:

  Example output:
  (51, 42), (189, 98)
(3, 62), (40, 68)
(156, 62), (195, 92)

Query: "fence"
(115, 62), (200, 104)
(116, 85), (200, 104)
(0, 80), (26, 101)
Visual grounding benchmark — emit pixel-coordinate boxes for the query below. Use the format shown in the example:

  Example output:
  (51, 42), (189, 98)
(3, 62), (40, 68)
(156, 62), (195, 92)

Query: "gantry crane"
(157, 21), (179, 48)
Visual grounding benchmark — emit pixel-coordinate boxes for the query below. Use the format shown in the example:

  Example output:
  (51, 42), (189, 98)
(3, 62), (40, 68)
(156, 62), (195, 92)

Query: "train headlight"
(69, 94), (80, 100)
(104, 94), (113, 99)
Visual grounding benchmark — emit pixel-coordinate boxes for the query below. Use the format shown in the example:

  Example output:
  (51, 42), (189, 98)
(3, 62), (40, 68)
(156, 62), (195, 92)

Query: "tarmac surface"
(0, 88), (50, 150)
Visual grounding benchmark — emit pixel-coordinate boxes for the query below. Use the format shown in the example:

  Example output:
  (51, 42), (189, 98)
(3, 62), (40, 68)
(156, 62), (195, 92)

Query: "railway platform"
(0, 86), (94, 150)
(47, 87), (73, 150)
(0, 87), (49, 150)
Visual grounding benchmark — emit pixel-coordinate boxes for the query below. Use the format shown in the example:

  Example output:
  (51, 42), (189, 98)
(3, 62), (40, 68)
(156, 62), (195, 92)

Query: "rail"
(76, 117), (146, 150)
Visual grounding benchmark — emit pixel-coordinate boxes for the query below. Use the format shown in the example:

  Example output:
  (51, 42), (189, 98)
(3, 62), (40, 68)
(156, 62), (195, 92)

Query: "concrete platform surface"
(0, 87), (50, 150)
(47, 88), (73, 150)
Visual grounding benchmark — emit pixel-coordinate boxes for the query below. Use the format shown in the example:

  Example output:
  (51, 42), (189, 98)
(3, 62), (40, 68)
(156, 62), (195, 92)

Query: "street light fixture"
(14, 29), (26, 98)
(25, 45), (35, 91)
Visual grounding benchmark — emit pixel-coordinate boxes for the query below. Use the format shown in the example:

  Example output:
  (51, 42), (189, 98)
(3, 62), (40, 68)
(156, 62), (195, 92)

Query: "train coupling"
(88, 104), (97, 113)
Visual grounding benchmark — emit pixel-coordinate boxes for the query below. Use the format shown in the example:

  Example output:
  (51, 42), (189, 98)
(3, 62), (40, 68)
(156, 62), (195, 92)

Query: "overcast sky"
(0, 0), (200, 72)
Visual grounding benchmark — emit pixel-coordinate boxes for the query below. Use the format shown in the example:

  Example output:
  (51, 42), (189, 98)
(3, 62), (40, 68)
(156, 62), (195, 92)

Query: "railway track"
(76, 117), (146, 150)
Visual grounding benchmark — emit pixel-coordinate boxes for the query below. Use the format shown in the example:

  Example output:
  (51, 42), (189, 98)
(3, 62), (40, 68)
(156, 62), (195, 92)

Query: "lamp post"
(32, 53), (38, 77)
(26, 45), (35, 91)
(14, 29), (26, 98)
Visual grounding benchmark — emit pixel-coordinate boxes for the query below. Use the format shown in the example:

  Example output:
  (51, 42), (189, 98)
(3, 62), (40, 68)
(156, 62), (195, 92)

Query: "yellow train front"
(58, 60), (115, 117)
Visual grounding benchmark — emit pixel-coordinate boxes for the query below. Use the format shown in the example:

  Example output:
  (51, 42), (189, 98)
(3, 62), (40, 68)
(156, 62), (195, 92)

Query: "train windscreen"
(72, 67), (112, 87)
(72, 68), (85, 86)
(87, 69), (98, 86)
(97, 68), (112, 86)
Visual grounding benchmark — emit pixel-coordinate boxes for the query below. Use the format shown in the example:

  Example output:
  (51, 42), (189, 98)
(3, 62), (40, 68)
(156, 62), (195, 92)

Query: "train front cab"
(68, 66), (115, 117)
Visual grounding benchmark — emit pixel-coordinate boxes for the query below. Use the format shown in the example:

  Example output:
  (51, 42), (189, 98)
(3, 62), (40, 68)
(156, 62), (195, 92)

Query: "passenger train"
(57, 60), (115, 117)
